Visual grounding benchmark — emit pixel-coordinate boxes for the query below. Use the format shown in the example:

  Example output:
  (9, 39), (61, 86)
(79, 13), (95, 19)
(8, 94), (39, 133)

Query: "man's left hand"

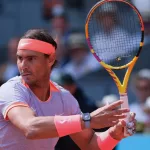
(109, 112), (136, 141)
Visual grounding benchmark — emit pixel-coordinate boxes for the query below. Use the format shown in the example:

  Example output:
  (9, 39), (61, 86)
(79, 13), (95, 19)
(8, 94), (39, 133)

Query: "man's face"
(17, 50), (50, 86)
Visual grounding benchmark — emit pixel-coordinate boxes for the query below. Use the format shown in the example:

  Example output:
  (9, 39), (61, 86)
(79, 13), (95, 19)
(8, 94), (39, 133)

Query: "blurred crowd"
(0, 0), (150, 150)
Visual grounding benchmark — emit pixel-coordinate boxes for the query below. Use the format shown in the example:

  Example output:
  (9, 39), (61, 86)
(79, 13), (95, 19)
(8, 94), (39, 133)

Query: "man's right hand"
(90, 100), (129, 129)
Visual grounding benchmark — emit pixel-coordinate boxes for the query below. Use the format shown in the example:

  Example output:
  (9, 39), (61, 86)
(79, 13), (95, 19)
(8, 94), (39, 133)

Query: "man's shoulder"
(50, 80), (77, 102)
(0, 76), (29, 106)
(50, 80), (69, 94)
(51, 81), (81, 114)
(0, 76), (22, 90)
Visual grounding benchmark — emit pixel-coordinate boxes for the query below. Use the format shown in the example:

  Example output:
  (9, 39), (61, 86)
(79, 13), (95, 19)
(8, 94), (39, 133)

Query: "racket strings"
(88, 1), (141, 67)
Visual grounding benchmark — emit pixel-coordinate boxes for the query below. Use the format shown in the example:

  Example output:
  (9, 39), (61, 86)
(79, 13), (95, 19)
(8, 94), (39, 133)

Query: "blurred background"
(0, 0), (150, 150)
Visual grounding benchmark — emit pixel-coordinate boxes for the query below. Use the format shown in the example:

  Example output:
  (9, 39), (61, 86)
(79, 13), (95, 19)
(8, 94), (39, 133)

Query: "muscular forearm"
(24, 116), (58, 139)
(87, 132), (102, 150)
(25, 115), (84, 140)
(8, 106), (84, 140)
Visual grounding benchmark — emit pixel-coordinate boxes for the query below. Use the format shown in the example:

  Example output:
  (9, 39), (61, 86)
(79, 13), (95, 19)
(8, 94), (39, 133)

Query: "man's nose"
(20, 59), (28, 70)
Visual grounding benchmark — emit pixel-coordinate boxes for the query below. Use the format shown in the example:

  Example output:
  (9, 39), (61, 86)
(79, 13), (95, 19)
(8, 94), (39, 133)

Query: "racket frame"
(85, 0), (144, 95)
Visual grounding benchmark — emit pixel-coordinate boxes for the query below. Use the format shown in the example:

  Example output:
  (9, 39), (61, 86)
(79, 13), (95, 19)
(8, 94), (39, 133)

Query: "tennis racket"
(85, 0), (144, 136)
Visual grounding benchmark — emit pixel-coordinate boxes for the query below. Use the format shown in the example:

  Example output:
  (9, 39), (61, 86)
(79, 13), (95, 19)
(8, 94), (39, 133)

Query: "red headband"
(18, 39), (55, 54)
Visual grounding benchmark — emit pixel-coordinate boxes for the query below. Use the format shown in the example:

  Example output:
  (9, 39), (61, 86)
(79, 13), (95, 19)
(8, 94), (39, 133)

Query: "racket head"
(85, 0), (144, 70)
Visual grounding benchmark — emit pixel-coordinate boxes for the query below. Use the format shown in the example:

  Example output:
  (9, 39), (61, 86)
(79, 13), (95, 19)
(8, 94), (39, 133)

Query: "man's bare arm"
(70, 129), (99, 150)
(7, 106), (59, 139)
(7, 100), (129, 140)
(71, 113), (136, 150)
(8, 106), (103, 149)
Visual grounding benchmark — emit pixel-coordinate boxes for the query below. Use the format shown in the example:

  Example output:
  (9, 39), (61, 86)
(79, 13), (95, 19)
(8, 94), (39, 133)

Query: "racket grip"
(120, 94), (129, 109)
(120, 94), (130, 137)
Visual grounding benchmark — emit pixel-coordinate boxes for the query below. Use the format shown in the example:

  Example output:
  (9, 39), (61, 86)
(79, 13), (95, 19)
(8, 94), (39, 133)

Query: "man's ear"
(49, 53), (56, 67)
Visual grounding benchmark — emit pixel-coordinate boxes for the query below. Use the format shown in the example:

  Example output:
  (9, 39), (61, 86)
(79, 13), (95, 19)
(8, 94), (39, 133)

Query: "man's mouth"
(21, 73), (31, 76)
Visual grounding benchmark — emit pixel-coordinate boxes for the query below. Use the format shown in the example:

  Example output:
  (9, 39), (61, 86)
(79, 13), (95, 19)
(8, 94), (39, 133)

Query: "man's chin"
(22, 76), (35, 85)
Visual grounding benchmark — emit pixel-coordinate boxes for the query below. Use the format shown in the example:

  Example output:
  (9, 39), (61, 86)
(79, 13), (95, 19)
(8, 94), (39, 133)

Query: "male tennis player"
(0, 29), (136, 150)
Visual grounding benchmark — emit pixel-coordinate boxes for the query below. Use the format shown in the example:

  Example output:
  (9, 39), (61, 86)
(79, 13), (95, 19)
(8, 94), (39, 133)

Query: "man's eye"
(18, 56), (22, 61)
(29, 57), (36, 61)
(28, 57), (33, 61)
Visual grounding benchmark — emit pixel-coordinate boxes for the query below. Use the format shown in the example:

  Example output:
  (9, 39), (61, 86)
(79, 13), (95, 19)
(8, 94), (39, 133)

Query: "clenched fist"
(109, 112), (136, 140)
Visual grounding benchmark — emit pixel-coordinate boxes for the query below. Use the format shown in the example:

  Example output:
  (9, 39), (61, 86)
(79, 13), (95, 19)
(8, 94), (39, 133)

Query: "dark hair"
(21, 29), (58, 69)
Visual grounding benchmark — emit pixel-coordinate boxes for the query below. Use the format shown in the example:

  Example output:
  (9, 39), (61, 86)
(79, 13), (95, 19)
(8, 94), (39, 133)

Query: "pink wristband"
(54, 115), (82, 137)
(97, 130), (119, 150)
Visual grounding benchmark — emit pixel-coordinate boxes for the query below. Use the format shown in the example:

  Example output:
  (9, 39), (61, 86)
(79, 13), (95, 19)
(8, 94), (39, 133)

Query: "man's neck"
(29, 80), (50, 102)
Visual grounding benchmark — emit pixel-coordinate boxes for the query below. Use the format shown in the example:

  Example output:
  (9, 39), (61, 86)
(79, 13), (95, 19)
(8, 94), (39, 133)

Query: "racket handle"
(120, 94), (129, 109)
(120, 94), (130, 137)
